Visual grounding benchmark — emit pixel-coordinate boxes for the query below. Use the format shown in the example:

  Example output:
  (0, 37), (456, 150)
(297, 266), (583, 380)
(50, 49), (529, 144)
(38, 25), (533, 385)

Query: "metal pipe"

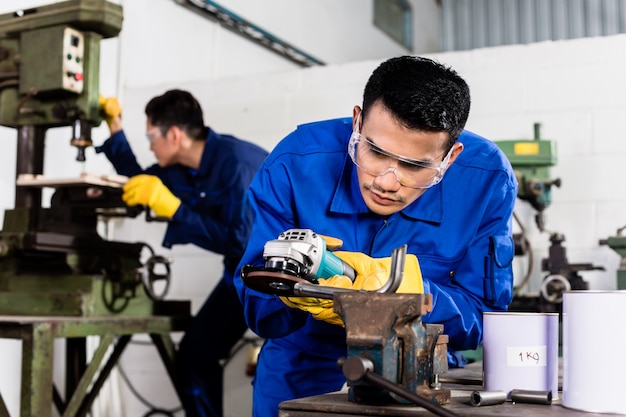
(292, 245), (407, 299)
(470, 390), (507, 407)
(510, 389), (552, 405)
(376, 244), (406, 294)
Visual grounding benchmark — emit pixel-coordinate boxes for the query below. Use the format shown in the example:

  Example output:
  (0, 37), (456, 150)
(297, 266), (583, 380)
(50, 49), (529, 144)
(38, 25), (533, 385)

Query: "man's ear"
(352, 105), (362, 130)
(168, 125), (184, 145)
(447, 142), (464, 166)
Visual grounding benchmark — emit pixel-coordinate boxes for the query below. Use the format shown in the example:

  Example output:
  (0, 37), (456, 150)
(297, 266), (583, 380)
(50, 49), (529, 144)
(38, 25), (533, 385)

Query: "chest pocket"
(484, 234), (515, 307)
(419, 257), (457, 287)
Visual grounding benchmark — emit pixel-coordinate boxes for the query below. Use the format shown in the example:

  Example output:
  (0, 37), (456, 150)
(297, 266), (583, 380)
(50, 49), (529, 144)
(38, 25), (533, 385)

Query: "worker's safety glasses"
(348, 129), (453, 189)
(145, 127), (163, 145)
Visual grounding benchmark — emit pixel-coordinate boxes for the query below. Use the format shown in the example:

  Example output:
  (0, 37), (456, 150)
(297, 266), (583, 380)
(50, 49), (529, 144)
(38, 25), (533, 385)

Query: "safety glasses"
(348, 122), (453, 189)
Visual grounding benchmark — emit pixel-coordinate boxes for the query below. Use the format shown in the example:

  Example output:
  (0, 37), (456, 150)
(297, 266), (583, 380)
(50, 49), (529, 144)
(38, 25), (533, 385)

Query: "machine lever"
(337, 356), (460, 417)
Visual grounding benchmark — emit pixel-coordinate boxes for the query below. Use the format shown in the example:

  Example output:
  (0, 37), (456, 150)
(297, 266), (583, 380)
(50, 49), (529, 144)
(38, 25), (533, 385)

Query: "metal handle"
(337, 356), (460, 417)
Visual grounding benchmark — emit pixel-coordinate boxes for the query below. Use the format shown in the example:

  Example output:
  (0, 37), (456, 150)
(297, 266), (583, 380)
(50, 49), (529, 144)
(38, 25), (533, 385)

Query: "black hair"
(362, 56), (471, 149)
(145, 89), (207, 140)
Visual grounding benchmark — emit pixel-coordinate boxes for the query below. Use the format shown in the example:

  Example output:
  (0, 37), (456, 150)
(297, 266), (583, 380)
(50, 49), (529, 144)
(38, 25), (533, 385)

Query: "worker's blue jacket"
(97, 128), (268, 279)
(234, 117), (518, 417)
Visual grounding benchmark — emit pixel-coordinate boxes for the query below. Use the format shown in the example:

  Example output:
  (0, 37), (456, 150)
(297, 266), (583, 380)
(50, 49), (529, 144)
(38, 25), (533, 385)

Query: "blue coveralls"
(97, 128), (268, 417)
(233, 117), (518, 417)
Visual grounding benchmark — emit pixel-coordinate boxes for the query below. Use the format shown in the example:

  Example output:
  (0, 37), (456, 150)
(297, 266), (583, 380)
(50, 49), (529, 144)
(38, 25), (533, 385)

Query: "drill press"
(496, 123), (602, 313)
(0, 0), (182, 316)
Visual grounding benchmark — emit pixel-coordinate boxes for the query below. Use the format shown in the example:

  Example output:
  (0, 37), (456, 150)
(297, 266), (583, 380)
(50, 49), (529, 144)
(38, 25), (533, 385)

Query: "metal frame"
(0, 315), (188, 417)
(175, 0), (324, 67)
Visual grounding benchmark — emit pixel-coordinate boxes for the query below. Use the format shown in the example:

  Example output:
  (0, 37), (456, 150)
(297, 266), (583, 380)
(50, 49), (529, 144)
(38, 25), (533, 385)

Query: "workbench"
(0, 314), (189, 417)
(279, 360), (621, 417)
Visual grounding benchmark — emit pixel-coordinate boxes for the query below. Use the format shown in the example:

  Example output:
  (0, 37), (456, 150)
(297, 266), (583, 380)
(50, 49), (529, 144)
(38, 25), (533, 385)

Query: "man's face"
(146, 121), (178, 167)
(352, 102), (463, 216)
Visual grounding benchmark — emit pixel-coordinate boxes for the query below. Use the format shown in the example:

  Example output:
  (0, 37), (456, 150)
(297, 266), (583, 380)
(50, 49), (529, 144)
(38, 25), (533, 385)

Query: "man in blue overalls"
(234, 56), (518, 417)
(99, 89), (268, 417)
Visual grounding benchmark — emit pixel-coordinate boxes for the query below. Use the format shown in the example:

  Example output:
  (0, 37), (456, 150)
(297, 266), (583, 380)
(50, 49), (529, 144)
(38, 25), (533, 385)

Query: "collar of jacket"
(196, 127), (219, 176)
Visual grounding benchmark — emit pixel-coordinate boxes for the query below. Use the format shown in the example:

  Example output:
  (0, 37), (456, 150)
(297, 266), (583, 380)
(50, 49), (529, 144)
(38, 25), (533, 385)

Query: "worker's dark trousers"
(177, 277), (249, 417)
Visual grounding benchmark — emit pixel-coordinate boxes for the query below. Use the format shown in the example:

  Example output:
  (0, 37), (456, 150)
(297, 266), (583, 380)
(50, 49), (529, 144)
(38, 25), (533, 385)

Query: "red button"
(74, 73), (84, 81)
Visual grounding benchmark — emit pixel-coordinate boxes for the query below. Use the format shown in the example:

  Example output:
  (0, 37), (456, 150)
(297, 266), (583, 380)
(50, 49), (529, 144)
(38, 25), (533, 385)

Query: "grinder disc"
(241, 266), (311, 296)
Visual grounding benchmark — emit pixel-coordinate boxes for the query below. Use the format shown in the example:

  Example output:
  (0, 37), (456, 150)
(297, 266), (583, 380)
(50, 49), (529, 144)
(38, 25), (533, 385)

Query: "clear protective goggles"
(146, 127), (162, 145)
(348, 127), (453, 189)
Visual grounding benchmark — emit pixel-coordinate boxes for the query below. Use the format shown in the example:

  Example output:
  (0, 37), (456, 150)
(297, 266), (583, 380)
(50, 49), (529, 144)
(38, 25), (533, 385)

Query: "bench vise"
(242, 238), (451, 407)
(336, 291), (450, 406)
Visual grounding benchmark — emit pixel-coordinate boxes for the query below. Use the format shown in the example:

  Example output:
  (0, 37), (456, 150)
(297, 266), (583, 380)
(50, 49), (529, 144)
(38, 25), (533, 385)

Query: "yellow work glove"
(280, 251), (423, 326)
(99, 95), (122, 131)
(318, 234), (343, 250)
(122, 174), (181, 218)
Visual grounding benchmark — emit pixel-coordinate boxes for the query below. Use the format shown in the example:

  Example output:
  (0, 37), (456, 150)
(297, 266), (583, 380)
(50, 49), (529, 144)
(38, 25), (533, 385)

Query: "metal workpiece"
(470, 390), (507, 406)
(292, 244), (408, 299)
(510, 389), (552, 405)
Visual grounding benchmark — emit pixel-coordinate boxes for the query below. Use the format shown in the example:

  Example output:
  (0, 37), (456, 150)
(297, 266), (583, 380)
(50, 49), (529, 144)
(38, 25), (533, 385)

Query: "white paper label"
(506, 345), (547, 367)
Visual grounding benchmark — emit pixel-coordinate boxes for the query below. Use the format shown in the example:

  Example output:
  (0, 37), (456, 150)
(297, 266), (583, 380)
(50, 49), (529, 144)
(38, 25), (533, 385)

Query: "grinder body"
(263, 229), (356, 282)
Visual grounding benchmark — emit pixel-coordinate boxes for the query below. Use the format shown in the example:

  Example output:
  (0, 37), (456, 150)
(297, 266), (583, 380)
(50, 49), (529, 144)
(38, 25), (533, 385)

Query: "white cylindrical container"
(483, 312), (559, 399)
(562, 291), (626, 414)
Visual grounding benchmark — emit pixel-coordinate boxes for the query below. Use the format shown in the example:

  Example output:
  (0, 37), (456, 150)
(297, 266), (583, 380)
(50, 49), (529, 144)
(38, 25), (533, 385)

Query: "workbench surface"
(279, 361), (621, 416)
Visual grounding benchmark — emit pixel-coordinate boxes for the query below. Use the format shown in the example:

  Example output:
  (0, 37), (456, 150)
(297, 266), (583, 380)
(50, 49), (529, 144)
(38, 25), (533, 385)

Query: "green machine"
(496, 123), (602, 313)
(0, 1), (183, 317)
(599, 228), (626, 290)
(495, 123), (560, 233)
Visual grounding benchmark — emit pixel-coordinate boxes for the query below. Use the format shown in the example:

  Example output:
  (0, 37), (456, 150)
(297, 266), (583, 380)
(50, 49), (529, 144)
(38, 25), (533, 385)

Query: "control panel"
(20, 25), (85, 95)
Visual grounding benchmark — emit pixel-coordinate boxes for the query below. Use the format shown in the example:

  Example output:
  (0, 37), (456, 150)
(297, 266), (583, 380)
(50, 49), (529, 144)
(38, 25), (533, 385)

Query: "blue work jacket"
(96, 128), (268, 279)
(234, 117), (517, 417)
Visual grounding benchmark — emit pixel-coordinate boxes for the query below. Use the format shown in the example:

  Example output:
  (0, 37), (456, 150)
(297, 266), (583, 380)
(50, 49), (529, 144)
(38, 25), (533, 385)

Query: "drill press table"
(279, 360), (622, 417)
(0, 314), (189, 417)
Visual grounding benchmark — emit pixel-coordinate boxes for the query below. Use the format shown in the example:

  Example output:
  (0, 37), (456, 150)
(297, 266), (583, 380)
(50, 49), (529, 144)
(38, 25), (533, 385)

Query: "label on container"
(506, 345), (547, 367)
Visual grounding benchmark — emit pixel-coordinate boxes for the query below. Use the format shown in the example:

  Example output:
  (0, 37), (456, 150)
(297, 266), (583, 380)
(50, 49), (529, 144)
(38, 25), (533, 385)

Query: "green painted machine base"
(0, 273), (185, 317)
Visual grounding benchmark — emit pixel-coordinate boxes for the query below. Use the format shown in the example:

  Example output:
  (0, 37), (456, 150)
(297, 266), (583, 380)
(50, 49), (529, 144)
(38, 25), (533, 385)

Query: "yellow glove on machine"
(123, 174), (181, 218)
(281, 251), (424, 326)
(99, 95), (122, 131)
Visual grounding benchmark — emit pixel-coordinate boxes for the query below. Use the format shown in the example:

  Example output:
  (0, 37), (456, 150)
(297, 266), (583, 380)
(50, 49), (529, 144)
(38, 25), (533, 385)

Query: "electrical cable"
(121, 335), (261, 415)
(221, 336), (263, 367)
(116, 362), (182, 416)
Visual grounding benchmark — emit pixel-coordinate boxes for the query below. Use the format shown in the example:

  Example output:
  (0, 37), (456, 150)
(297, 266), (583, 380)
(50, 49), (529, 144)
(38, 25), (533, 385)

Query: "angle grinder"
(241, 229), (356, 296)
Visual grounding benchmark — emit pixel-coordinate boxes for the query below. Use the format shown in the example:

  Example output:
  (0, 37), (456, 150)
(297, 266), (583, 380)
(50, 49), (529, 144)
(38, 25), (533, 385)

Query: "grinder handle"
(319, 250), (356, 282)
